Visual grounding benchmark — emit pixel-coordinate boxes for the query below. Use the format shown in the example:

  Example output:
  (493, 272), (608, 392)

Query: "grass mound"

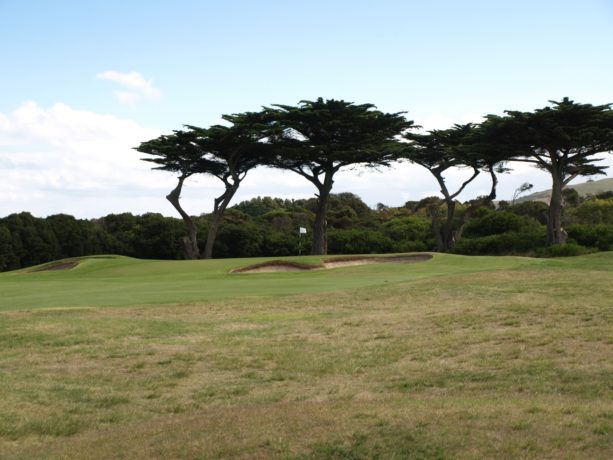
(31, 260), (79, 272)
(27, 255), (123, 273)
(233, 253), (433, 273)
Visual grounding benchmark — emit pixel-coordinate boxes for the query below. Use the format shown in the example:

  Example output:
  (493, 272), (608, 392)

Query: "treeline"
(2, 191), (613, 272)
(135, 97), (613, 259)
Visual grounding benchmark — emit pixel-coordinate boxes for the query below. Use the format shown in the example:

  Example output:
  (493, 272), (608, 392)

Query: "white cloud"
(2, 102), (612, 218)
(0, 101), (177, 217)
(96, 70), (161, 106)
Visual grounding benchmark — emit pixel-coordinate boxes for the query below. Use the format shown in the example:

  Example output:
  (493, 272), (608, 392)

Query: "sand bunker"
(31, 261), (79, 272)
(232, 254), (432, 273)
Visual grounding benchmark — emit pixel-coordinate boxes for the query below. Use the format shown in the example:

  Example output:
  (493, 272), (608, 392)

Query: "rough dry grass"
(0, 253), (612, 459)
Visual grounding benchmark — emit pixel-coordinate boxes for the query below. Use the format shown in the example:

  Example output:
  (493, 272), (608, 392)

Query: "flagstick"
(298, 227), (307, 256)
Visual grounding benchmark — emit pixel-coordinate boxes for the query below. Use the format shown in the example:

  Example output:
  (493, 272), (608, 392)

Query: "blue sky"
(1, 0), (613, 217)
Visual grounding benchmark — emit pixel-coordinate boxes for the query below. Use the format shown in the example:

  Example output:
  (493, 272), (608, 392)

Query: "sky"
(1, 0), (613, 218)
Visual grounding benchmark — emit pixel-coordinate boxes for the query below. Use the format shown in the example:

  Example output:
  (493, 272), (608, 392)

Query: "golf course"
(0, 252), (612, 459)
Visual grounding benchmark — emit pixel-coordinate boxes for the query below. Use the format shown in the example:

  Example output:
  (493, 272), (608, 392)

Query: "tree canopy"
(262, 98), (413, 254)
(137, 112), (274, 259)
(402, 123), (509, 251)
(132, 95), (613, 258)
(481, 98), (613, 244)
(136, 129), (225, 259)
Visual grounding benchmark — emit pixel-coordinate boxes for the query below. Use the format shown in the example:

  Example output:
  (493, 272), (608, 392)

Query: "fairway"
(0, 253), (534, 312)
(0, 252), (612, 459)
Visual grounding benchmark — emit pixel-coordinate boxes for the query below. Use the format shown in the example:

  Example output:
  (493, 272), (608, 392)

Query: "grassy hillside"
(516, 177), (613, 203)
(1, 252), (612, 459)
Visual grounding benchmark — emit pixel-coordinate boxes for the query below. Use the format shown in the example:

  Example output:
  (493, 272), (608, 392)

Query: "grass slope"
(0, 252), (612, 459)
(516, 177), (613, 203)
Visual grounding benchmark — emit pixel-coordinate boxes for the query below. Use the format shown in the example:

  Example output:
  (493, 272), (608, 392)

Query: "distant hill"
(514, 177), (613, 204)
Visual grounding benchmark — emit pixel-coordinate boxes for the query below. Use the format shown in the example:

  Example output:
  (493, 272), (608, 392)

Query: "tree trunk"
(427, 203), (445, 252)
(203, 183), (240, 259)
(442, 200), (456, 252)
(166, 176), (200, 260)
(451, 167), (498, 251)
(181, 236), (199, 260)
(547, 173), (566, 245)
(203, 212), (222, 260)
(430, 168), (476, 253)
(311, 173), (334, 255)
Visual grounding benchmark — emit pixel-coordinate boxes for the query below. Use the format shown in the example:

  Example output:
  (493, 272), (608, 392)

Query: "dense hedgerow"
(566, 224), (613, 251)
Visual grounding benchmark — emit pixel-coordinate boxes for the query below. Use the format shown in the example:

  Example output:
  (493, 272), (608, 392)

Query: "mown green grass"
(0, 252), (611, 459)
(0, 253), (538, 311)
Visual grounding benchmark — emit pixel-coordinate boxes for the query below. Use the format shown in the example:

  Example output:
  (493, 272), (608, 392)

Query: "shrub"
(454, 227), (547, 255)
(537, 242), (594, 257)
(382, 216), (431, 241)
(260, 231), (300, 257)
(566, 224), (613, 251)
(463, 211), (542, 238)
(571, 199), (613, 225)
(328, 229), (394, 254)
(214, 222), (264, 258)
(329, 206), (359, 229)
(0, 225), (15, 271)
(507, 201), (549, 224)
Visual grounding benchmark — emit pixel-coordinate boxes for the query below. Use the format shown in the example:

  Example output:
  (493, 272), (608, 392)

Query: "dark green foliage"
(233, 196), (299, 217)
(136, 129), (223, 176)
(595, 191), (613, 200)
(463, 211), (540, 237)
(213, 222), (263, 258)
(401, 123), (509, 251)
(454, 228), (547, 255)
(263, 98), (413, 255)
(506, 201), (549, 225)
(266, 98), (412, 169)
(136, 114), (276, 259)
(328, 229), (394, 254)
(132, 213), (184, 260)
(567, 224), (613, 251)
(259, 231), (300, 257)
(562, 188), (581, 207)
(571, 199), (613, 225)
(328, 206), (359, 229)
(457, 209), (547, 255)
(211, 210), (264, 258)
(98, 213), (138, 255)
(328, 193), (373, 220)
(0, 212), (192, 271)
(483, 98), (613, 182)
(46, 214), (92, 259)
(537, 242), (594, 257)
(3, 189), (613, 271)
(0, 225), (14, 271)
(381, 216), (433, 251)
(1, 213), (60, 269)
(260, 209), (298, 231)
(511, 182), (534, 204)
(93, 213), (186, 260)
(481, 98), (613, 244)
